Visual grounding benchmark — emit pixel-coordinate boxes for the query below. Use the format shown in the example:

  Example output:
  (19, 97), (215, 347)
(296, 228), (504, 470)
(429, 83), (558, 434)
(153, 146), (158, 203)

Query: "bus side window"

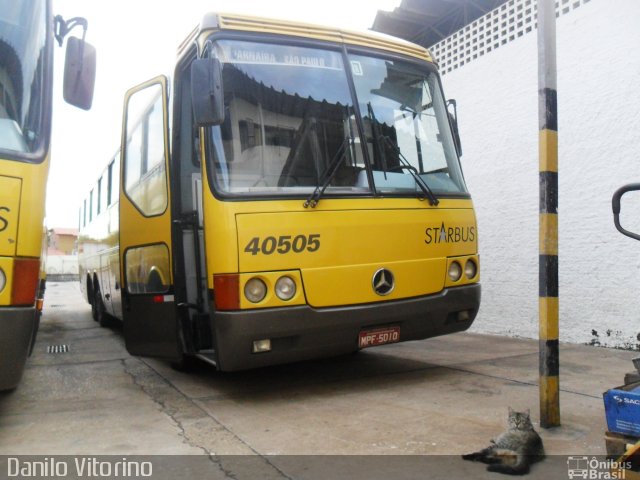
(112, 150), (120, 205)
(123, 83), (168, 217)
(107, 161), (114, 206)
(97, 177), (102, 215)
(89, 189), (94, 222)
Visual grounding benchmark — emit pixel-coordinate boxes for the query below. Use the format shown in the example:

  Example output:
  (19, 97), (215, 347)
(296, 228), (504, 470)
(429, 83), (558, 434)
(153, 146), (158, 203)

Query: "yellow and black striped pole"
(538, 0), (560, 428)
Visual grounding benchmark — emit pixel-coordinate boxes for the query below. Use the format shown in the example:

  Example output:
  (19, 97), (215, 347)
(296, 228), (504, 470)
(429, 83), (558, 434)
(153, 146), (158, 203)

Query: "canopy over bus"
(372, 0), (508, 48)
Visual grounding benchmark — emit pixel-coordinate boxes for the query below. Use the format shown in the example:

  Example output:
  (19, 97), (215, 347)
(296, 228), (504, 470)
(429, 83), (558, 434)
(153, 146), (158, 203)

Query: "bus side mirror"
(191, 58), (225, 127)
(446, 99), (462, 157)
(63, 37), (96, 110)
(613, 183), (640, 241)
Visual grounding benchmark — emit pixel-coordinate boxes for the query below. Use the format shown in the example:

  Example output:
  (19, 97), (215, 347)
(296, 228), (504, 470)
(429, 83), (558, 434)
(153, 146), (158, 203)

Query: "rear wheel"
(90, 286), (98, 322)
(94, 287), (111, 327)
(147, 270), (164, 292)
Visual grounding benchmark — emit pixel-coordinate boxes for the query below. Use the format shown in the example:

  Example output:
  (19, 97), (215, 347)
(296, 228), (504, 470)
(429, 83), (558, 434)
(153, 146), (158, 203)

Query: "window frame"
(199, 32), (471, 202)
(121, 79), (170, 218)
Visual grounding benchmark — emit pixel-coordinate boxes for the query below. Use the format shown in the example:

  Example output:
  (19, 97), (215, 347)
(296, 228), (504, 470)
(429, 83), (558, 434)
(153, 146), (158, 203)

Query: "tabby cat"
(462, 408), (545, 475)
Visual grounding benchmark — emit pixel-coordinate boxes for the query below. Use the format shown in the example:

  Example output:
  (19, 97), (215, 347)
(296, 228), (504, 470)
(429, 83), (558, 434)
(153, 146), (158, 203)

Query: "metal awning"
(372, 0), (508, 48)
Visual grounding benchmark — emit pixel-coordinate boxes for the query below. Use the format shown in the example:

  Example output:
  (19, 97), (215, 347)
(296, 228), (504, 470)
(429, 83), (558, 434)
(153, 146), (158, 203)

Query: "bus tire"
(86, 275), (94, 306)
(147, 270), (163, 292)
(94, 287), (110, 328)
(170, 354), (201, 372)
(90, 284), (98, 322)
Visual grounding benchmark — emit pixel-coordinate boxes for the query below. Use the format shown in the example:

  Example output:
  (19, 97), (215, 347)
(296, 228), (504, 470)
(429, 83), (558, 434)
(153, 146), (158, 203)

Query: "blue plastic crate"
(604, 382), (640, 437)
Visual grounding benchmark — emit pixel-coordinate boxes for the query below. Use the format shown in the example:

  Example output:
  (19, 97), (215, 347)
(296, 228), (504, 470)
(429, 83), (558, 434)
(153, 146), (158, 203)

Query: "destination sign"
(219, 41), (342, 70)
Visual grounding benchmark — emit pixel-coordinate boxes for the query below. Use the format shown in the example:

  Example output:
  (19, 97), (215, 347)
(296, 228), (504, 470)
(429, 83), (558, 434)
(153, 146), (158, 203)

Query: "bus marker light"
(448, 261), (462, 282)
(153, 295), (174, 304)
(0, 267), (5, 294)
(275, 276), (296, 301)
(11, 258), (40, 305)
(36, 298), (44, 311)
(252, 339), (271, 353)
(214, 274), (240, 310)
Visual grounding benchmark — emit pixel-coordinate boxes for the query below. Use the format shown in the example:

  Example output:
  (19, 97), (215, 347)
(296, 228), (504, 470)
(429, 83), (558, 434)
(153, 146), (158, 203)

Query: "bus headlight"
(275, 276), (296, 301)
(464, 259), (477, 279)
(0, 267), (5, 293)
(244, 278), (267, 303)
(448, 261), (462, 282)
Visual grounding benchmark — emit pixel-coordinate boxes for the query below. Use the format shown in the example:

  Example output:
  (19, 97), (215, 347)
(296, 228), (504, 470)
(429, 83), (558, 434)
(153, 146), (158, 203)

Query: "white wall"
(440, 0), (640, 347)
(46, 256), (78, 276)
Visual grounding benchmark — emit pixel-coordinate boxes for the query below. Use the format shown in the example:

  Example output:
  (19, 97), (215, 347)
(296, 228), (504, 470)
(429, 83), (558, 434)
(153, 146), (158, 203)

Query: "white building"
(375, 0), (640, 348)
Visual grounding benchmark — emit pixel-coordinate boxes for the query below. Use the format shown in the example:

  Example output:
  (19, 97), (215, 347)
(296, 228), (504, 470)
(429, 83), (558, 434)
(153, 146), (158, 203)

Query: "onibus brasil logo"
(567, 456), (631, 479)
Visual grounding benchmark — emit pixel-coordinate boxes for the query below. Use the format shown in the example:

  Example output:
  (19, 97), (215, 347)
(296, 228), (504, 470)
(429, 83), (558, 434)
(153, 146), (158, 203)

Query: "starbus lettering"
(425, 222), (475, 245)
(0, 206), (10, 232)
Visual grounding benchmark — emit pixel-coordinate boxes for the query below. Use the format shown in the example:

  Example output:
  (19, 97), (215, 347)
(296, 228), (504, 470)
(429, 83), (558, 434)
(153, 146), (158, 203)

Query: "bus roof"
(181, 12), (433, 64)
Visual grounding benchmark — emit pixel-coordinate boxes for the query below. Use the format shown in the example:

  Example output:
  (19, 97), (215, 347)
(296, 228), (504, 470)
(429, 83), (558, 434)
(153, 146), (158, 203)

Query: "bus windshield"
(210, 40), (370, 197)
(0, 0), (48, 159)
(207, 40), (467, 199)
(349, 54), (467, 196)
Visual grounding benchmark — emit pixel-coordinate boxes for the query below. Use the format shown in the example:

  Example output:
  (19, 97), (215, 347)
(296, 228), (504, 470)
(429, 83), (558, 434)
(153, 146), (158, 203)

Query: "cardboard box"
(604, 382), (640, 437)
(605, 430), (639, 458)
(613, 439), (640, 480)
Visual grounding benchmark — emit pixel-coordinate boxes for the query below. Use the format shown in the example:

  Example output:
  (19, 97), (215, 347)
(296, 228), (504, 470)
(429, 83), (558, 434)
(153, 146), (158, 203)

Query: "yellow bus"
(79, 12), (480, 371)
(0, 0), (95, 390)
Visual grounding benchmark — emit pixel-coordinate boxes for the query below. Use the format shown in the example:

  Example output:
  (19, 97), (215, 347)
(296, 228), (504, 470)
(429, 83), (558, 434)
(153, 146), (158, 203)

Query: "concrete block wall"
(46, 255), (79, 281)
(437, 0), (640, 348)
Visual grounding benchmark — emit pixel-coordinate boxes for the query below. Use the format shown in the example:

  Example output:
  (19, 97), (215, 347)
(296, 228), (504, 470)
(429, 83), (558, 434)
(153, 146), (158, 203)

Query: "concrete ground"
(0, 282), (636, 479)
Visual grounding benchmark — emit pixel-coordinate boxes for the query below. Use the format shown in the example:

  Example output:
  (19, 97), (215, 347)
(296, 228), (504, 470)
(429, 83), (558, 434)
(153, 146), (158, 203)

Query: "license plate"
(358, 327), (400, 349)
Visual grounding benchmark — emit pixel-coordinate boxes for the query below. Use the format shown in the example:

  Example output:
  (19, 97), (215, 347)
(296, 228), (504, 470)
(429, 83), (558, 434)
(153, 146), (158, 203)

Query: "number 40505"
(244, 234), (321, 256)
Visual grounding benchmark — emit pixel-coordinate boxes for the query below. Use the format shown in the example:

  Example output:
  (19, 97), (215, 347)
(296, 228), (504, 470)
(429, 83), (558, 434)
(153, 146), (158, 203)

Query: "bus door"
(169, 52), (213, 358)
(119, 76), (181, 359)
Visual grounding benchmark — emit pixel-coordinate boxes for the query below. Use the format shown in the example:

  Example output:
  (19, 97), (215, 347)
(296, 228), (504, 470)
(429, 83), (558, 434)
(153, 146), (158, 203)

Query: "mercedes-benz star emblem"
(372, 268), (395, 296)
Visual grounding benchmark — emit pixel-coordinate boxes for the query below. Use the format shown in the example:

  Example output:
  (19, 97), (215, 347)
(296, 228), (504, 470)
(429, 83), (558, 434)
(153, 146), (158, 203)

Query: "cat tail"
(486, 455), (530, 476)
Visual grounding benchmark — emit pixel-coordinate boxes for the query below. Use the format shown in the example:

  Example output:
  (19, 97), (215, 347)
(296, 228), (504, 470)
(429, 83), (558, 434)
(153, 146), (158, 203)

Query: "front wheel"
(170, 354), (202, 372)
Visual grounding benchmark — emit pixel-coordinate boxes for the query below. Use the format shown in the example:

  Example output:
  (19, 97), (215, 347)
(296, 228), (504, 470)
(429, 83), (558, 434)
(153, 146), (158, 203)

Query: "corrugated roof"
(372, 0), (508, 48)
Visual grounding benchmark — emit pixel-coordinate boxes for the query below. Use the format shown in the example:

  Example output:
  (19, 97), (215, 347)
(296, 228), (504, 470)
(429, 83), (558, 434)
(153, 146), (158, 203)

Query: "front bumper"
(0, 306), (37, 390)
(212, 283), (481, 371)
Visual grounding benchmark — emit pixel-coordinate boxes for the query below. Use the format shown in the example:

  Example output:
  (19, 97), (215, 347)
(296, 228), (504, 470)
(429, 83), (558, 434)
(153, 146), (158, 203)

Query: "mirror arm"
(612, 183), (640, 241)
(54, 15), (88, 47)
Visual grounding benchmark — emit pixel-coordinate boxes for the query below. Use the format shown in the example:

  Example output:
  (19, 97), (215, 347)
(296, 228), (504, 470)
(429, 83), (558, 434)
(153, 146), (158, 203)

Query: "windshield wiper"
(304, 137), (350, 208)
(378, 133), (439, 206)
(366, 103), (438, 206)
